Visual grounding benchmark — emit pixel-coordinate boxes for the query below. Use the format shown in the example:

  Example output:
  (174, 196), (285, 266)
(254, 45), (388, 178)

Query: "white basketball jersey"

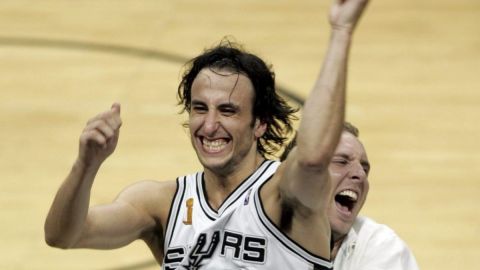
(163, 160), (332, 270)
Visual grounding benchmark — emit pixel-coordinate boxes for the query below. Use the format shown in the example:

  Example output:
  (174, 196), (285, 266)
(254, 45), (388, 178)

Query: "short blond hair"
(280, 122), (360, 161)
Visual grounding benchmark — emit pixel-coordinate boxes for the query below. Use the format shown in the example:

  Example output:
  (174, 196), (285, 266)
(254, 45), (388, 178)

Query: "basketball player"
(45, 0), (369, 269)
(281, 122), (419, 269)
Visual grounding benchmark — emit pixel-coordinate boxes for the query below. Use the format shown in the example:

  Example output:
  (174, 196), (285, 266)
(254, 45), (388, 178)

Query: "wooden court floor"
(1, 0), (479, 269)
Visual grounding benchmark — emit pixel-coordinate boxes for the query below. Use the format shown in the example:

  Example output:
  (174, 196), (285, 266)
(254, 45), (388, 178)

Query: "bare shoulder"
(116, 179), (178, 222)
(259, 161), (289, 222)
(262, 152), (295, 200)
(118, 179), (177, 199)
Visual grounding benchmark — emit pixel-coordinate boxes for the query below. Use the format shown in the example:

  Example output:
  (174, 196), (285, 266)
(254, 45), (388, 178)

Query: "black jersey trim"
(219, 160), (277, 214)
(253, 182), (332, 269)
(164, 177), (186, 249)
(196, 173), (216, 221)
(196, 160), (277, 220)
(314, 263), (333, 270)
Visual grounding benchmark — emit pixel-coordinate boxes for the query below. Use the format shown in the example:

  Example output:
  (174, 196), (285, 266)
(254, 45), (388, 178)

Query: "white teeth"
(202, 138), (226, 151)
(339, 190), (358, 201)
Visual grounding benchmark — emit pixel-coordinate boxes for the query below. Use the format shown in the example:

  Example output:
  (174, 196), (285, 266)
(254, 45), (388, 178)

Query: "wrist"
(74, 156), (102, 173)
(331, 26), (355, 37)
(329, 28), (354, 46)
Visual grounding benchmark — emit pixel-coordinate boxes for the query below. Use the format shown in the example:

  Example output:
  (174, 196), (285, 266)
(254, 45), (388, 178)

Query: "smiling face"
(329, 131), (370, 240)
(188, 68), (266, 175)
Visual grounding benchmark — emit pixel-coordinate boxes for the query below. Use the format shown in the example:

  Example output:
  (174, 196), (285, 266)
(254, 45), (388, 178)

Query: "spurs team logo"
(164, 230), (267, 269)
(182, 231), (220, 269)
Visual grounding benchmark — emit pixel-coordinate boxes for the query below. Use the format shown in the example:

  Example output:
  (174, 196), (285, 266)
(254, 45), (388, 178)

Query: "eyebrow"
(191, 100), (206, 106)
(334, 153), (371, 170)
(333, 153), (350, 159)
(190, 100), (240, 110)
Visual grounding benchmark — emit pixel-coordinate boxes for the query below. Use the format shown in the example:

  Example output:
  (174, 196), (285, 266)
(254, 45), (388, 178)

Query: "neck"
(330, 232), (347, 260)
(203, 153), (265, 210)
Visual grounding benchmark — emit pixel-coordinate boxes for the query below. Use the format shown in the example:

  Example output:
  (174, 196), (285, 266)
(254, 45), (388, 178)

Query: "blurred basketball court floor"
(1, 0), (479, 269)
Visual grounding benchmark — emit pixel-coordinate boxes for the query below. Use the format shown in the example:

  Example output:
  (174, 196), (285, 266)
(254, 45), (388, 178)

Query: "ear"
(253, 119), (267, 138)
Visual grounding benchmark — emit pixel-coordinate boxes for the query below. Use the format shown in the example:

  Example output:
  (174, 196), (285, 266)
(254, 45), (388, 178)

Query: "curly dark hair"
(177, 40), (298, 157)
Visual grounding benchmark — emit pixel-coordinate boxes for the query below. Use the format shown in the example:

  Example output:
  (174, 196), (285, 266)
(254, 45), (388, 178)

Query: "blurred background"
(1, 0), (479, 269)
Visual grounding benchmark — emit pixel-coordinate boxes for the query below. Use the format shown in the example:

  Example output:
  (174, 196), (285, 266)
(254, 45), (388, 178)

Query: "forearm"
(297, 29), (353, 166)
(44, 159), (100, 248)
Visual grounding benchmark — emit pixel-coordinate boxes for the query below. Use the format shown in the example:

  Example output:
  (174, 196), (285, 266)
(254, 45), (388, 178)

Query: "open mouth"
(335, 190), (358, 213)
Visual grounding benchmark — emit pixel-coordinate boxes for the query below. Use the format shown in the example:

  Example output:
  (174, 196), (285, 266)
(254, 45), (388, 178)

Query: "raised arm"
(44, 103), (157, 249)
(280, 0), (369, 212)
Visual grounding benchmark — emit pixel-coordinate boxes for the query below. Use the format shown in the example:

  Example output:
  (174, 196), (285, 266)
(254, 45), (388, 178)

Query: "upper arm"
(74, 180), (175, 249)
(260, 149), (332, 259)
(277, 147), (332, 213)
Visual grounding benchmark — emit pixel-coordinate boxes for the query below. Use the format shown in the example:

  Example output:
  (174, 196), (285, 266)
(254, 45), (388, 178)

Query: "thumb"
(111, 102), (121, 115)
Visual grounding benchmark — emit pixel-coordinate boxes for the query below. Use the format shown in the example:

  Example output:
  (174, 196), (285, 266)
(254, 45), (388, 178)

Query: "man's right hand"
(78, 103), (122, 166)
(329, 0), (369, 33)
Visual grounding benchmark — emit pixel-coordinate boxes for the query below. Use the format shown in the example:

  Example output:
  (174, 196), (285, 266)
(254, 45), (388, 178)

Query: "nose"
(349, 162), (367, 182)
(202, 111), (219, 136)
